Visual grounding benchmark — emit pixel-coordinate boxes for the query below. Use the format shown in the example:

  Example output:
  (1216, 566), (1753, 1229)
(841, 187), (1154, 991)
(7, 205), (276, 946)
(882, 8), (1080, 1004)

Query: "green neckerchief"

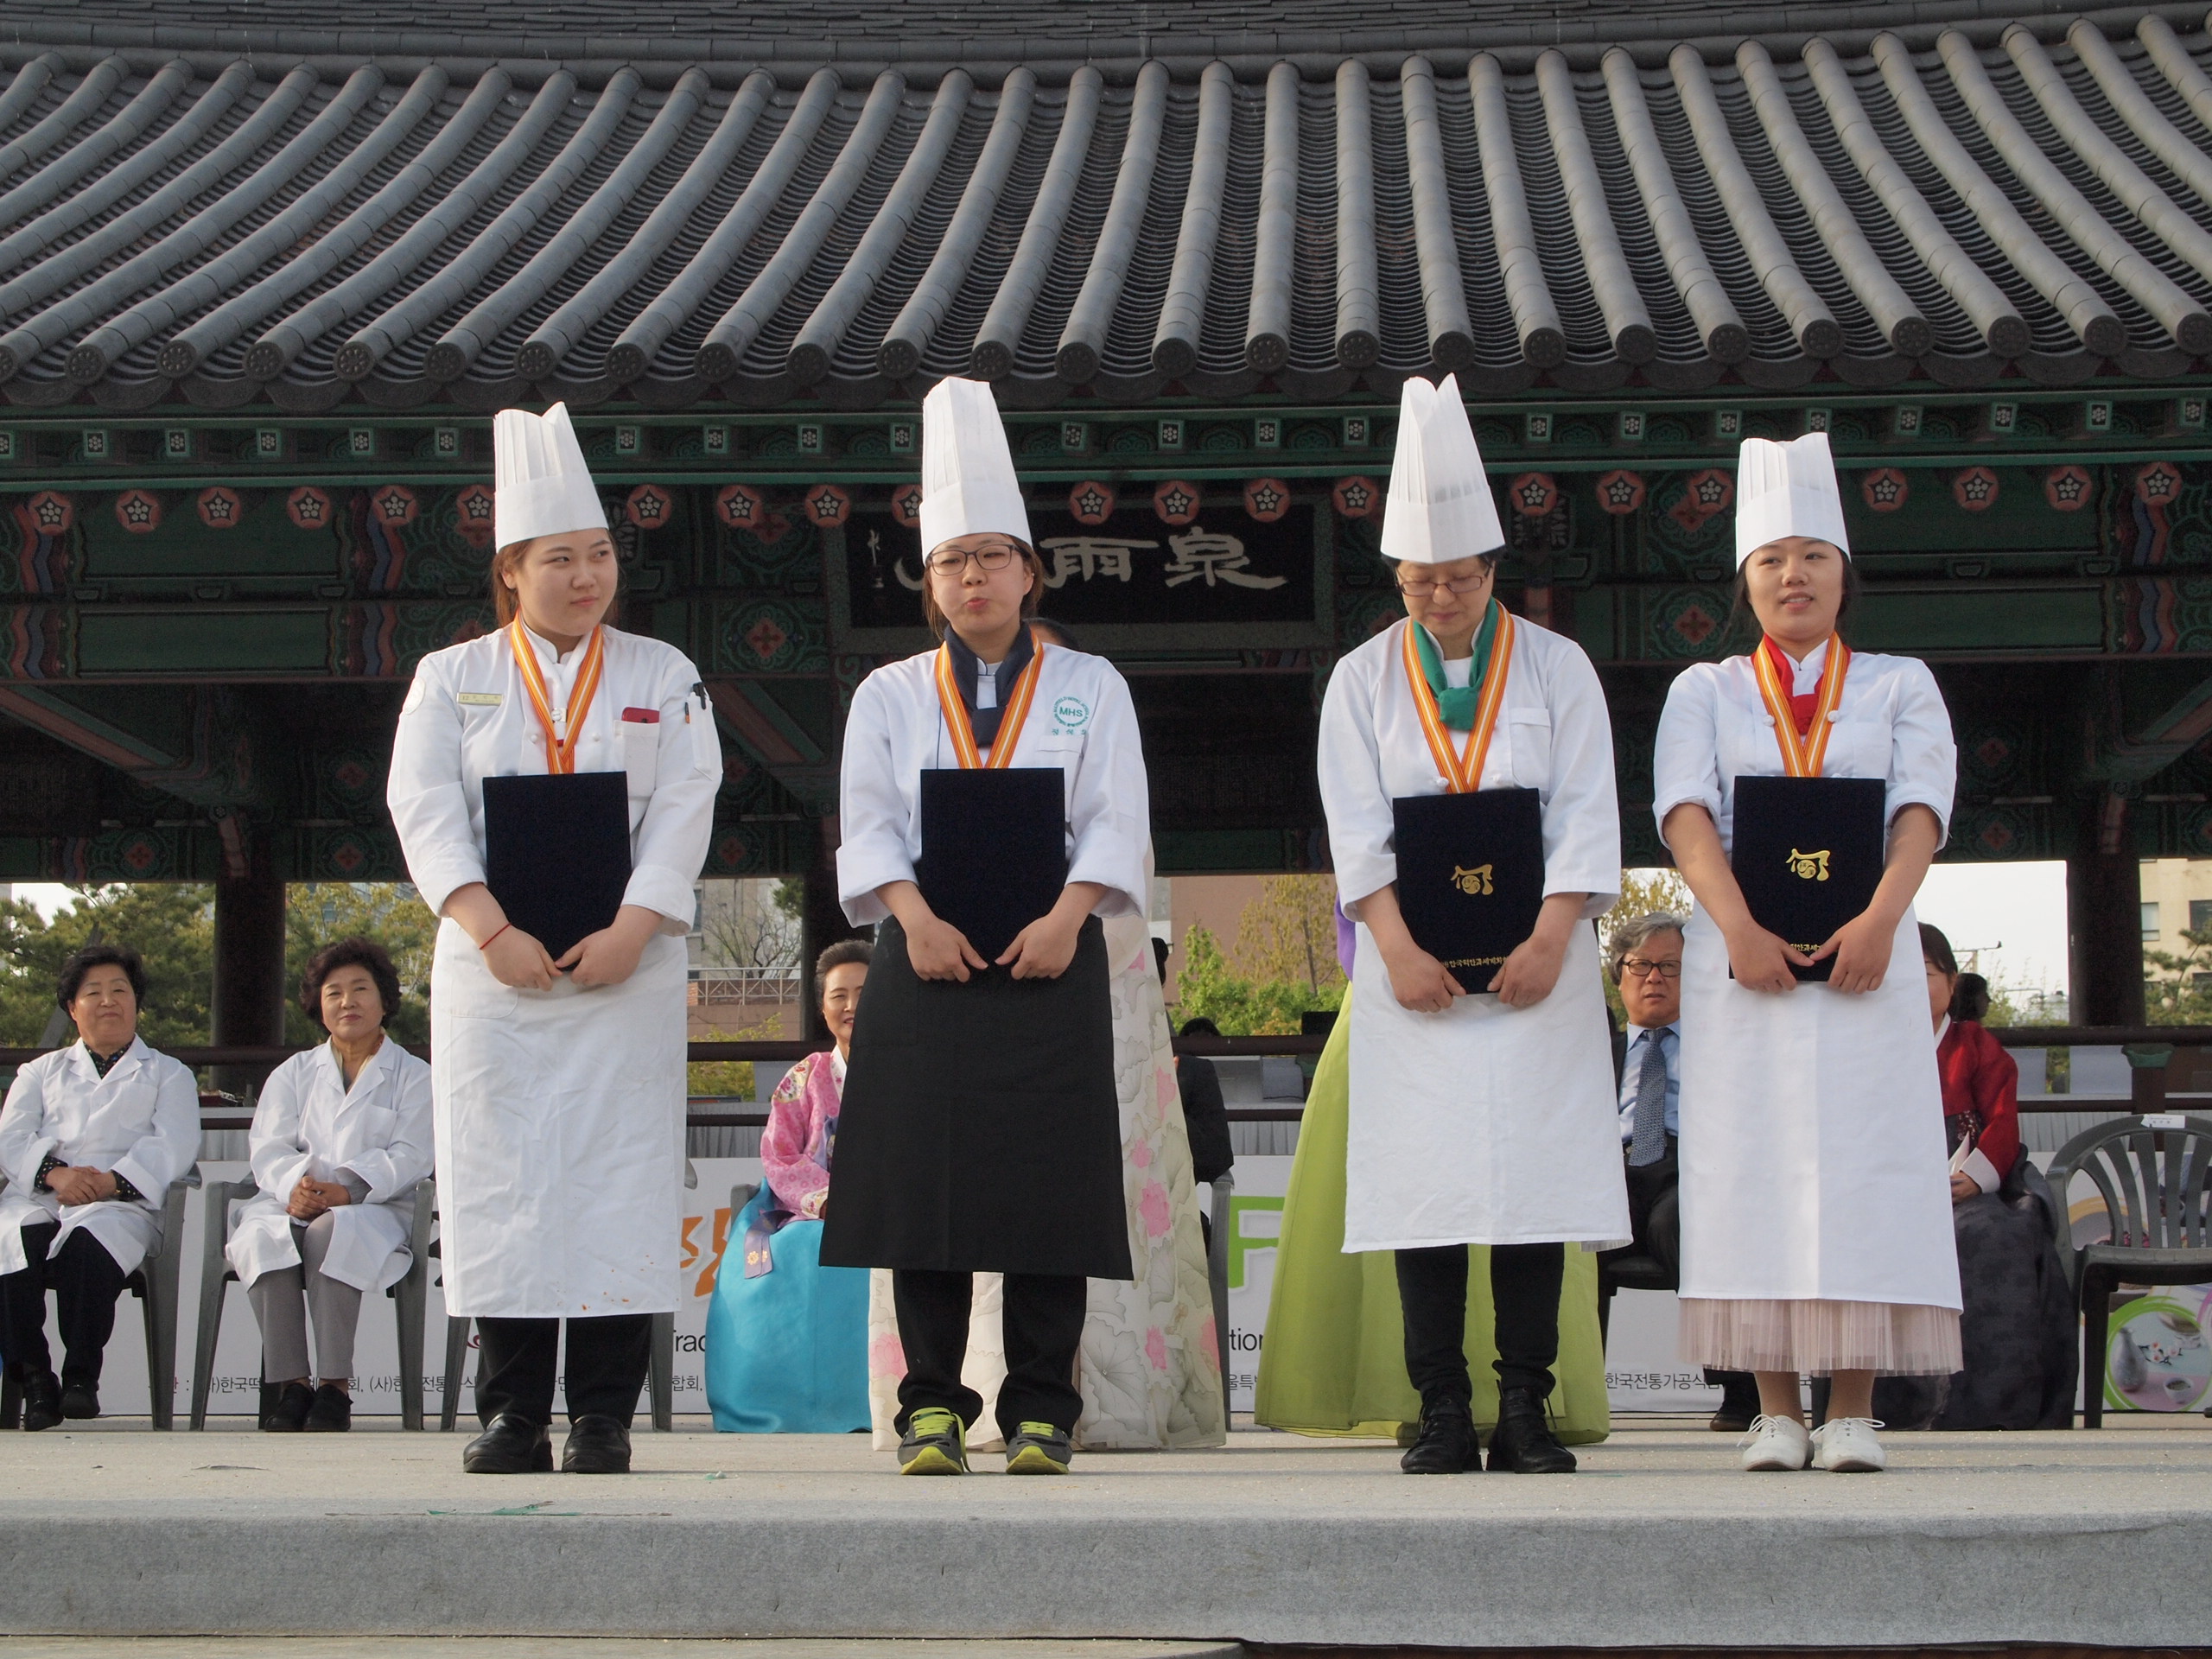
(1413, 601), (1501, 731)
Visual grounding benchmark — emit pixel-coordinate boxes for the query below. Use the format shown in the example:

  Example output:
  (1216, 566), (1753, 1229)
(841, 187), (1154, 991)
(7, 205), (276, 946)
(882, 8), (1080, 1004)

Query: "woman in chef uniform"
(388, 403), (720, 1475)
(1317, 375), (1629, 1477)
(230, 938), (434, 1432)
(822, 376), (1146, 1477)
(1654, 432), (1961, 1475)
(0, 944), (199, 1429)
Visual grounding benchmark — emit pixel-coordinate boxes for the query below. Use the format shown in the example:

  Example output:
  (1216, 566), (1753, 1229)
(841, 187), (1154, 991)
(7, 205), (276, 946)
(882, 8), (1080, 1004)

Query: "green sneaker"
(1004, 1421), (1073, 1475)
(897, 1408), (969, 1475)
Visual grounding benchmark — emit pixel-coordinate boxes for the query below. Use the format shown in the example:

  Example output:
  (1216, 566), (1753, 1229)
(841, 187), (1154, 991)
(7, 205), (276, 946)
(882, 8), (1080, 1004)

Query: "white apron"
(0, 1039), (200, 1279)
(1656, 646), (1962, 1313)
(227, 1040), (434, 1295)
(1344, 920), (1630, 1250)
(1676, 906), (1961, 1308)
(431, 920), (688, 1318)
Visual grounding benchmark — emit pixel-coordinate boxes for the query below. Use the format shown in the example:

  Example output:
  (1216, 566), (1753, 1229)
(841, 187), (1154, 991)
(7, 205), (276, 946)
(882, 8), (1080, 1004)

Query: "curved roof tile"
(0, 7), (2207, 410)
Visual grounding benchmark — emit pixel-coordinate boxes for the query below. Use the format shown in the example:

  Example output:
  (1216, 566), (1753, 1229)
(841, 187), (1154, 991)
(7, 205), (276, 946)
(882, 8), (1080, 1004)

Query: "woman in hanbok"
(1874, 925), (2072, 1430)
(823, 376), (1147, 1477)
(388, 402), (720, 1474)
(703, 940), (873, 1432)
(0, 945), (198, 1429)
(1280, 374), (1629, 1477)
(230, 938), (433, 1432)
(1656, 432), (1961, 1475)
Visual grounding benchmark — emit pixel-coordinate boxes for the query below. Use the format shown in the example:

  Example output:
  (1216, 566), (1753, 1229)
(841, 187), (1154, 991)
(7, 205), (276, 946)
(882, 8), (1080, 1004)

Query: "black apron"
(819, 915), (1133, 1281)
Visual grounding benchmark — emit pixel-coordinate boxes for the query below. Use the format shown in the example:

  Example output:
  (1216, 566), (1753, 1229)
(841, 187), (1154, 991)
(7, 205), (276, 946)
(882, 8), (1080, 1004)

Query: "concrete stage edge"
(0, 1421), (2205, 1649)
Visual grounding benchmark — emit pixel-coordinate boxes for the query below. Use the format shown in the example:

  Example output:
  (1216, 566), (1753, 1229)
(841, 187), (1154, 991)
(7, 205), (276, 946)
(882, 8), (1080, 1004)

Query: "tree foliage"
(2145, 929), (2212, 1025)
(0, 884), (215, 1049)
(0, 881), (441, 1052)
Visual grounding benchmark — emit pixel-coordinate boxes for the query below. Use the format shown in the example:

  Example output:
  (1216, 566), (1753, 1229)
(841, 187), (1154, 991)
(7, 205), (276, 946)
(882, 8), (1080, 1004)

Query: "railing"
(12, 1027), (2202, 1130)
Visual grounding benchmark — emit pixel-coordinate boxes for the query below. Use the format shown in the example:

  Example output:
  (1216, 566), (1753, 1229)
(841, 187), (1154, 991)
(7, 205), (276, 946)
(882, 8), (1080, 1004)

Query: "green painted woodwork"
(1854, 587), (2107, 654)
(80, 490), (340, 580)
(76, 609), (333, 675)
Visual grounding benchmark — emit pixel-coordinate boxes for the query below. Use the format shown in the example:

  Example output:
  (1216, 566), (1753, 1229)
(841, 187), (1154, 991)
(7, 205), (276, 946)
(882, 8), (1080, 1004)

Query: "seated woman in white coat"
(388, 403), (720, 1476)
(230, 938), (433, 1433)
(1317, 375), (1629, 1477)
(1655, 432), (1961, 1475)
(0, 944), (198, 1429)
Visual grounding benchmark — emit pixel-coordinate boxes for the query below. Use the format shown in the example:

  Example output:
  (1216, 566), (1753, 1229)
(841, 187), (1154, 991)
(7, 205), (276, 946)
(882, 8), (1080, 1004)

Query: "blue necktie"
(1629, 1031), (1670, 1167)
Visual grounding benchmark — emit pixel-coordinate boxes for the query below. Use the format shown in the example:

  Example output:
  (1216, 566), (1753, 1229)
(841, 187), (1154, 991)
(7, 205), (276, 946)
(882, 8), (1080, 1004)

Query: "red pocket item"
(621, 708), (660, 723)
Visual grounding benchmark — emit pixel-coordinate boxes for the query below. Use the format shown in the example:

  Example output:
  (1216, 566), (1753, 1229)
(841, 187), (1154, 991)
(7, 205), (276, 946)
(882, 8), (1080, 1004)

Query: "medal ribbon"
(507, 617), (607, 774)
(935, 632), (1047, 769)
(1401, 607), (1516, 794)
(1751, 632), (1850, 776)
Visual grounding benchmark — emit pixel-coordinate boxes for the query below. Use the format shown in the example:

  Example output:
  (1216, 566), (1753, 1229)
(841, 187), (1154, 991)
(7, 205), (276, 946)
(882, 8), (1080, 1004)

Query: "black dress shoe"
(262, 1382), (314, 1433)
(463, 1413), (553, 1473)
(303, 1384), (353, 1433)
(1399, 1395), (1479, 1474)
(1487, 1386), (1577, 1473)
(59, 1379), (99, 1421)
(562, 1414), (632, 1474)
(21, 1370), (63, 1433)
(1708, 1404), (1757, 1434)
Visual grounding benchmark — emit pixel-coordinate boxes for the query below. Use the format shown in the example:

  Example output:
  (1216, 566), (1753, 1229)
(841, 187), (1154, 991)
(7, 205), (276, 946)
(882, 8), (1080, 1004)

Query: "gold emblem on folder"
(1451, 864), (1495, 896)
(1785, 848), (1831, 881)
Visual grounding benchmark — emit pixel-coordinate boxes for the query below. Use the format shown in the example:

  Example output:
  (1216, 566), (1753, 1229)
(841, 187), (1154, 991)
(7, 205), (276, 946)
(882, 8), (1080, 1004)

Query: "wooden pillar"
(2067, 788), (2144, 1028)
(798, 813), (862, 1045)
(212, 830), (286, 1098)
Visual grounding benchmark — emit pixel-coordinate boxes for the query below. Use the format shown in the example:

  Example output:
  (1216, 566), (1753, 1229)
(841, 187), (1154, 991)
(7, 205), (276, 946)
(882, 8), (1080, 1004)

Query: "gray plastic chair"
(437, 1162), (694, 1433)
(2046, 1113), (2212, 1427)
(189, 1174), (433, 1429)
(0, 1166), (196, 1430)
(1206, 1172), (1235, 1400)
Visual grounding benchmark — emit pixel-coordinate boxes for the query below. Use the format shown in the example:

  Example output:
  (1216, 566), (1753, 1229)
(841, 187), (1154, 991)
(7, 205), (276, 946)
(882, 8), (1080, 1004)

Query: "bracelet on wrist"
(480, 922), (512, 950)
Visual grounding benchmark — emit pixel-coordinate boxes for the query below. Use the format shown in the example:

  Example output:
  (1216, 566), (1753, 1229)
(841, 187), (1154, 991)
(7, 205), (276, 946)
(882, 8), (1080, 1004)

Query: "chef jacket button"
(1826, 710), (1841, 722)
(1435, 777), (1451, 789)
(1762, 715), (1777, 727)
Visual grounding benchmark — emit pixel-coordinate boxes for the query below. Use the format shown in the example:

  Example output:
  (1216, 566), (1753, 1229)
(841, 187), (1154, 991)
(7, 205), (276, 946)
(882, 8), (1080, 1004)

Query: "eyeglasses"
(1395, 572), (1491, 598)
(925, 542), (1021, 575)
(1619, 958), (1682, 980)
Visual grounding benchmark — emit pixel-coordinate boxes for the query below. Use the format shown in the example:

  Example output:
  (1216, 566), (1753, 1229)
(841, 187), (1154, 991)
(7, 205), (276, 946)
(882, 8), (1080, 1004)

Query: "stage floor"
(0, 1416), (2205, 1649)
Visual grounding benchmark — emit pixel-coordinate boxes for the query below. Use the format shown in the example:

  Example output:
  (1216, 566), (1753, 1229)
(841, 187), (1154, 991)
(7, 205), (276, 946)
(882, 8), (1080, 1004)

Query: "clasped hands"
(885, 880), (1106, 983)
(447, 885), (662, 992)
(41, 1165), (118, 1205)
(287, 1176), (354, 1220)
(1722, 907), (1894, 995)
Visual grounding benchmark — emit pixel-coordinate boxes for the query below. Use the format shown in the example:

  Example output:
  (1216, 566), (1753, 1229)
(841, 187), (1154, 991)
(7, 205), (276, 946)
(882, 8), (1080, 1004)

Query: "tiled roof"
(0, 6), (2208, 412)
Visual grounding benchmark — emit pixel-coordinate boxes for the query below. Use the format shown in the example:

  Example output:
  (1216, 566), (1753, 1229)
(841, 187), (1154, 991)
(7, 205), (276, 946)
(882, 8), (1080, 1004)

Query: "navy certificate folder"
(1729, 774), (1886, 983)
(916, 767), (1068, 964)
(1389, 787), (1545, 995)
(481, 771), (632, 963)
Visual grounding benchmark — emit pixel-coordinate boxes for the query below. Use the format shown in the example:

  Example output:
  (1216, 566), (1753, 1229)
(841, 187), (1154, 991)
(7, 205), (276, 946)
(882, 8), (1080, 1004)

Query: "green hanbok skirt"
(1252, 988), (1612, 1445)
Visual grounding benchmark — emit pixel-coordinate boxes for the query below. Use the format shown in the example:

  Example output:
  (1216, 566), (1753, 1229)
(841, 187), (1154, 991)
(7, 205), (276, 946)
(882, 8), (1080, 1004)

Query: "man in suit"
(1604, 911), (1759, 1434)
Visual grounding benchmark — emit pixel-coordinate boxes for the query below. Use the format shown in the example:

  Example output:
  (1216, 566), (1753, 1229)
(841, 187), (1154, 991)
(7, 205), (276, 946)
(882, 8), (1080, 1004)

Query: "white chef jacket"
(0, 1037), (199, 1277)
(226, 1038), (435, 1294)
(1319, 615), (1630, 1251)
(387, 621), (720, 931)
(1654, 643), (1962, 1311)
(836, 640), (1149, 925)
(387, 620), (721, 1318)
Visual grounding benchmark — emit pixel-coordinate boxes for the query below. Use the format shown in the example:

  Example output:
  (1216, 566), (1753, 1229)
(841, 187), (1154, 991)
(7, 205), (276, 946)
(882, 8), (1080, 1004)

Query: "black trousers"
(0, 1222), (129, 1385)
(472, 1314), (652, 1429)
(892, 1268), (1085, 1440)
(1396, 1242), (1563, 1402)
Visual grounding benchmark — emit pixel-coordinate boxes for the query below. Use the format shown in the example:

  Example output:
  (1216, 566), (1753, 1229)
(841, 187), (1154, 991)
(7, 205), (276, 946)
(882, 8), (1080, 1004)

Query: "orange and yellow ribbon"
(1401, 609), (1516, 794)
(507, 616), (606, 774)
(935, 633), (1047, 769)
(1751, 632), (1851, 776)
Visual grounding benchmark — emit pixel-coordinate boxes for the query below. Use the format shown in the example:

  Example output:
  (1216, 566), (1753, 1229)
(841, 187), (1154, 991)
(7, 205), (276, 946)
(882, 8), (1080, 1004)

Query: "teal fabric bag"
(704, 1186), (871, 1433)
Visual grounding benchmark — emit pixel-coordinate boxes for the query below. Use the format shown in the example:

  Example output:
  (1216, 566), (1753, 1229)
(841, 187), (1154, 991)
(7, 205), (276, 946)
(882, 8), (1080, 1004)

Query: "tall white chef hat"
(493, 402), (607, 552)
(1381, 373), (1504, 566)
(1734, 431), (1850, 567)
(919, 376), (1031, 553)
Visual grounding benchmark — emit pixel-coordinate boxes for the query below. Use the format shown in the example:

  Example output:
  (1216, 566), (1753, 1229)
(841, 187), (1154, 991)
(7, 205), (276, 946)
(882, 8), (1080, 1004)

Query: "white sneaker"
(1809, 1417), (1887, 1472)
(1738, 1414), (1812, 1471)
